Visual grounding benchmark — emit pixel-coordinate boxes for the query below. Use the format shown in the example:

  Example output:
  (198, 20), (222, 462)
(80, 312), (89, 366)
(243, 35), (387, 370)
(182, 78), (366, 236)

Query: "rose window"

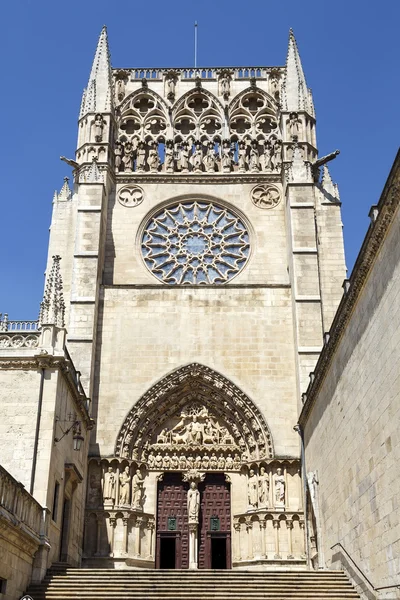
(141, 200), (250, 284)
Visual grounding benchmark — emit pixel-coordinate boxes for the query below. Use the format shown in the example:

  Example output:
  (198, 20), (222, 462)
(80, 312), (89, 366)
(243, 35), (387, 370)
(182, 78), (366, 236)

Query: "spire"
(80, 26), (113, 117)
(86, 157), (103, 183)
(321, 165), (340, 201)
(282, 29), (309, 112)
(39, 256), (66, 328)
(54, 177), (72, 202)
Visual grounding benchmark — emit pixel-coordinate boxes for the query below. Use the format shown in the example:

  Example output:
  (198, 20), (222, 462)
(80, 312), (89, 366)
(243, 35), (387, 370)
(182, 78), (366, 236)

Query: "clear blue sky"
(0, 0), (399, 319)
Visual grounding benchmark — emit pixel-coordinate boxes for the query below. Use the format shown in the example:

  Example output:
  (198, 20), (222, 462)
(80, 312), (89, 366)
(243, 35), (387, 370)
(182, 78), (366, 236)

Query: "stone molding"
(299, 154), (400, 427)
(116, 173), (281, 185)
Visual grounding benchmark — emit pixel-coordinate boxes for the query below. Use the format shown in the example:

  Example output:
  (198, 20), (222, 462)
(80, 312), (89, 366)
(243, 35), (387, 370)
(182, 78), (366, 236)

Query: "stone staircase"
(27, 568), (360, 600)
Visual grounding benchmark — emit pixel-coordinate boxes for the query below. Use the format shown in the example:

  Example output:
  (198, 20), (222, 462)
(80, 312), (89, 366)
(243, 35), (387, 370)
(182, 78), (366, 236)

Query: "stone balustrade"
(0, 464), (48, 540)
(0, 314), (39, 332)
(125, 66), (282, 81)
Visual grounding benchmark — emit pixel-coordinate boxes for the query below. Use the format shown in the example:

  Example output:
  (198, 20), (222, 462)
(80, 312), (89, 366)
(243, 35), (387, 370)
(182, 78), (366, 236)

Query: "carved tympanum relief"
(141, 200), (250, 285)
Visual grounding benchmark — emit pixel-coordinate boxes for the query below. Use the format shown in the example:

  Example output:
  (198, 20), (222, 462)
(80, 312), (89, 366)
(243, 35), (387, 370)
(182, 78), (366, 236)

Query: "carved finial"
(55, 176), (72, 202)
(321, 165), (340, 201)
(39, 256), (65, 328)
(86, 157), (103, 183)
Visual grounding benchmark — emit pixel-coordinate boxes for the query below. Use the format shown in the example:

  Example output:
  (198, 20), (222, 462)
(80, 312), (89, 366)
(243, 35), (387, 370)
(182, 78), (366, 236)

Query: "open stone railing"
(119, 66), (281, 81)
(0, 464), (48, 541)
(0, 315), (40, 348)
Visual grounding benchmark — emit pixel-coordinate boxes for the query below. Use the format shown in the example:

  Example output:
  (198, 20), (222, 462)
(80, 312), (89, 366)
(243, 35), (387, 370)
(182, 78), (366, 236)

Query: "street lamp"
(54, 419), (84, 451)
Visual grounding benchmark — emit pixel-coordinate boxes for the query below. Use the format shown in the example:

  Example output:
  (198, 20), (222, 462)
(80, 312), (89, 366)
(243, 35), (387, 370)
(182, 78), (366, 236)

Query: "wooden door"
(156, 473), (189, 569)
(198, 474), (231, 569)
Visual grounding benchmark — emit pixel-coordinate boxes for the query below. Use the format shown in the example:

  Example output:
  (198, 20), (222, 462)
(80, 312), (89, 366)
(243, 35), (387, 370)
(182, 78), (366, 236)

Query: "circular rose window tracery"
(141, 200), (250, 284)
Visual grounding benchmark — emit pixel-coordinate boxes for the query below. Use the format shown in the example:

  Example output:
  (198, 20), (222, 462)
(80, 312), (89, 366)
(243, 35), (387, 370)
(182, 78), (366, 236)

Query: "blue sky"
(0, 0), (399, 319)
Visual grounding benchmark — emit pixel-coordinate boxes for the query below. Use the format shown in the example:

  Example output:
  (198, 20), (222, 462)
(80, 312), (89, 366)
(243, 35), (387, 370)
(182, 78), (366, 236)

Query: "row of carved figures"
(248, 467), (285, 510)
(114, 138), (283, 174)
(102, 466), (146, 510)
(146, 451), (243, 471)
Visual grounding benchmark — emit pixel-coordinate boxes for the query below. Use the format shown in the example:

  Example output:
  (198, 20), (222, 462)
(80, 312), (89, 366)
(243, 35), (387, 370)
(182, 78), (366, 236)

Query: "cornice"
(299, 150), (400, 428)
(116, 173), (282, 185)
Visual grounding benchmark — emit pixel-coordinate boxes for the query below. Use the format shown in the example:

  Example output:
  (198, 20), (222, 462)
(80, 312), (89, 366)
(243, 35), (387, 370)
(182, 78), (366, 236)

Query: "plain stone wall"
(0, 532), (36, 600)
(303, 205), (400, 589)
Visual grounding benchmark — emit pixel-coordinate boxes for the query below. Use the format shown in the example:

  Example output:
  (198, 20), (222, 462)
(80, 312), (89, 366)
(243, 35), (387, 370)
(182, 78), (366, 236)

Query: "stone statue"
(270, 72), (280, 100)
(164, 140), (175, 173)
(131, 469), (145, 509)
(187, 455), (195, 469)
(191, 142), (203, 172)
(114, 141), (123, 172)
(119, 466), (131, 506)
(248, 469), (258, 509)
(249, 140), (260, 172)
(179, 454), (187, 469)
(274, 467), (285, 506)
(263, 140), (273, 171)
(123, 141), (134, 172)
(94, 114), (104, 142)
(187, 481), (200, 524)
(233, 454), (241, 470)
(288, 113), (300, 139)
(116, 78), (125, 102)
(272, 139), (282, 170)
(136, 141), (146, 172)
(221, 140), (233, 172)
(147, 452), (155, 468)
(155, 452), (163, 469)
(180, 141), (190, 172)
(210, 453), (218, 469)
(166, 73), (177, 100)
(238, 141), (247, 172)
(219, 73), (230, 98)
(258, 466), (269, 507)
(195, 455), (202, 469)
(103, 467), (116, 502)
(203, 142), (217, 173)
(201, 454), (210, 469)
(163, 454), (171, 469)
(225, 454), (234, 469)
(147, 141), (160, 172)
(218, 454), (225, 469)
(171, 453), (179, 469)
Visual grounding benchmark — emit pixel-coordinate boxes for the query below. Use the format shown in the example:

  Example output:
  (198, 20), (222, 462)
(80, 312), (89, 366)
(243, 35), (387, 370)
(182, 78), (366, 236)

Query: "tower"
(46, 27), (346, 569)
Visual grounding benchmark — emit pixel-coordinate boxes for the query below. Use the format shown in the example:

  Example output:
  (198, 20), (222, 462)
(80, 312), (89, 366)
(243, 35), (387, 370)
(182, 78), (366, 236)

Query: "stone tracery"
(115, 364), (274, 468)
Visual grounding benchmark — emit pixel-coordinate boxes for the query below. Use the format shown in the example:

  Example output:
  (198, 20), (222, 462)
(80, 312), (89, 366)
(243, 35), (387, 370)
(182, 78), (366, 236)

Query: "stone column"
(189, 523), (198, 569)
(299, 520), (307, 559)
(284, 466), (289, 510)
(260, 519), (267, 558)
(269, 470), (273, 508)
(286, 519), (294, 558)
(233, 521), (241, 562)
(147, 519), (155, 559)
(109, 516), (116, 557)
(245, 519), (253, 561)
(297, 468), (303, 511)
(134, 517), (141, 557)
(115, 464), (120, 507)
(95, 515), (102, 556)
(122, 515), (129, 555)
(273, 519), (281, 559)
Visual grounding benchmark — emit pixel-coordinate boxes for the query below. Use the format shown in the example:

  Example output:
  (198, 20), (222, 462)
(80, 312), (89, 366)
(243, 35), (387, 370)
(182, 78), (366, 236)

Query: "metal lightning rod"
(194, 21), (198, 69)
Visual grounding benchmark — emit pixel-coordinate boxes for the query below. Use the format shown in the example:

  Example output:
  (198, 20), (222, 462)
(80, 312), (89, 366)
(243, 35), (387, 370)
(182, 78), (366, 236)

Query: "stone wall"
(301, 163), (400, 593)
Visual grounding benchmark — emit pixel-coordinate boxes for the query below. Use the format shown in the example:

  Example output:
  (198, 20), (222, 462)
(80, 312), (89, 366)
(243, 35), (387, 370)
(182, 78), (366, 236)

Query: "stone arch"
(172, 88), (225, 143)
(115, 363), (274, 466)
(229, 87), (279, 142)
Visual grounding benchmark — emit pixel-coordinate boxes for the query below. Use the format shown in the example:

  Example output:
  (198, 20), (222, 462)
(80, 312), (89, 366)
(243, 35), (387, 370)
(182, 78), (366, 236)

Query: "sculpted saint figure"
(123, 142), (134, 172)
(210, 453), (218, 469)
(218, 454), (225, 469)
(103, 467), (116, 501)
(202, 454), (210, 470)
(221, 140), (233, 172)
(203, 142), (217, 173)
(225, 454), (234, 470)
(238, 141), (247, 172)
(163, 454), (171, 469)
(147, 141), (160, 172)
(249, 140), (260, 172)
(179, 454), (187, 469)
(155, 452), (163, 469)
(147, 452), (155, 468)
(136, 141), (146, 172)
(117, 78), (125, 102)
(288, 113), (300, 139)
(119, 466), (131, 506)
(274, 467), (285, 505)
(114, 141), (123, 172)
(187, 455), (195, 470)
(248, 469), (258, 508)
(191, 142), (203, 172)
(164, 140), (175, 172)
(191, 416), (203, 444)
(263, 140), (273, 171)
(195, 455), (202, 469)
(233, 454), (241, 470)
(94, 114), (104, 142)
(179, 141), (190, 172)
(219, 73), (230, 98)
(258, 466), (269, 507)
(187, 482), (200, 524)
(132, 469), (145, 509)
(171, 453), (179, 469)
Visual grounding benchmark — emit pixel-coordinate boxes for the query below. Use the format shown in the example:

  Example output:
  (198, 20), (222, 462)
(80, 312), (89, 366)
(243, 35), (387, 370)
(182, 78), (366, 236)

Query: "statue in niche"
(218, 454), (225, 469)
(123, 141), (134, 172)
(272, 139), (282, 170)
(88, 473), (101, 505)
(119, 466), (131, 506)
(270, 72), (280, 100)
(203, 142), (217, 173)
(116, 78), (125, 102)
(103, 467), (116, 502)
(114, 141), (123, 172)
(191, 141), (203, 172)
(171, 453), (179, 469)
(136, 141), (146, 172)
(147, 452), (155, 468)
(147, 141), (160, 172)
(179, 141), (190, 172)
(248, 140), (260, 172)
(258, 466), (269, 507)
(263, 140), (273, 171)
(165, 72), (178, 100)
(187, 482), (200, 524)
(238, 141), (247, 172)
(225, 454), (233, 470)
(219, 72), (231, 99)
(94, 114), (104, 142)
(221, 140), (233, 172)
(122, 444), (130, 458)
(274, 467), (285, 506)
(248, 469), (258, 509)
(164, 140), (175, 173)
(288, 112), (301, 140)
(155, 452), (163, 469)
(132, 469), (145, 509)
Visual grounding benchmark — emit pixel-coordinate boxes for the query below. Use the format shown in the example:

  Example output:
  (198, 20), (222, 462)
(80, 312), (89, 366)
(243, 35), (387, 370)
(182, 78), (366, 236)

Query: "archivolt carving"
(115, 364), (274, 467)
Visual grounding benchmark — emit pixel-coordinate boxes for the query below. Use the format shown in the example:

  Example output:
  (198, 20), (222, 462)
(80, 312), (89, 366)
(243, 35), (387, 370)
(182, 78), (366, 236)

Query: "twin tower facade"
(46, 27), (346, 569)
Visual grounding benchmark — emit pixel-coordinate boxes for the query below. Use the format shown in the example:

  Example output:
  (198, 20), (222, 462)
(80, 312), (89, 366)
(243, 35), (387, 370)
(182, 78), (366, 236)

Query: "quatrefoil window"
(141, 201), (250, 285)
